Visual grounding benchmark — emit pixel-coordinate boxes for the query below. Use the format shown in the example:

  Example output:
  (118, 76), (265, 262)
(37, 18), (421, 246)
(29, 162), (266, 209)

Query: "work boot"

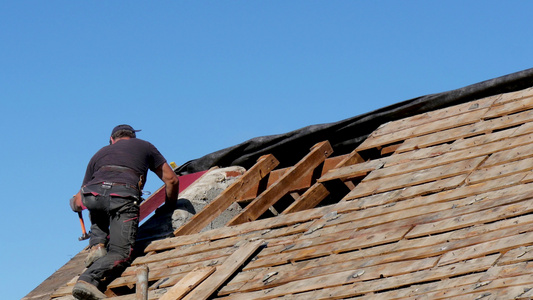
(84, 243), (106, 267)
(72, 280), (107, 299)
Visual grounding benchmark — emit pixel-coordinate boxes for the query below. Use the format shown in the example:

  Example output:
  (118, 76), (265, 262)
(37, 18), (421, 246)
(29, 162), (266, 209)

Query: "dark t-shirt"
(82, 138), (166, 188)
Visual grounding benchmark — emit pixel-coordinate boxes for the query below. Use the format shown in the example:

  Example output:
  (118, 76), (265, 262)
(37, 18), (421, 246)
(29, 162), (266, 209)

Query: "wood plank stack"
(51, 86), (533, 299)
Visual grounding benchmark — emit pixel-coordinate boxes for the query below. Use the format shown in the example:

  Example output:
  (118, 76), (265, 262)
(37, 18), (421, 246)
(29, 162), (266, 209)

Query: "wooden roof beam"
(227, 141), (333, 226)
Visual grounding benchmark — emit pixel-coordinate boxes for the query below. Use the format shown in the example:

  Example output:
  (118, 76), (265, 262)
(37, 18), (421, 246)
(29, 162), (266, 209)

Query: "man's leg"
(86, 195), (110, 247)
(85, 204), (109, 268)
(78, 199), (139, 289)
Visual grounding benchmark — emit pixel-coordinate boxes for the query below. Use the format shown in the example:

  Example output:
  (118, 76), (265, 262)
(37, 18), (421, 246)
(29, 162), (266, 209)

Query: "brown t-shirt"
(82, 138), (166, 188)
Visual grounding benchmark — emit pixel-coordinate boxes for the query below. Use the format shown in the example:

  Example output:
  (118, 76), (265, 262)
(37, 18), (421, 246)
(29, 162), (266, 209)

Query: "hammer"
(78, 211), (91, 241)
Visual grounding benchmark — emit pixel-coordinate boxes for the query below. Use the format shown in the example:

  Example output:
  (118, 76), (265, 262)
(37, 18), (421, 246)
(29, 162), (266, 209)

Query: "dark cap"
(111, 124), (141, 136)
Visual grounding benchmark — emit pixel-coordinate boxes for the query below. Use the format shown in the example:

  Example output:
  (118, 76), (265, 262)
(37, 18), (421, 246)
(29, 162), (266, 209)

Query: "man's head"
(110, 124), (141, 144)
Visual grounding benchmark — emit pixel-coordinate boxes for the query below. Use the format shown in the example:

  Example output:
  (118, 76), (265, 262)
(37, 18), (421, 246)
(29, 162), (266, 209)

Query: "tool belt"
(81, 183), (142, 211)
(101, 181), (140, 192)
(98, 165), (144, 191)
(81, 165), (144, 211)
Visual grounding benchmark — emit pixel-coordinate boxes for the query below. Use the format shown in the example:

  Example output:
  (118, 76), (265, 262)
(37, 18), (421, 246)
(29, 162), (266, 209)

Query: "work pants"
(79, 183), (140, 289)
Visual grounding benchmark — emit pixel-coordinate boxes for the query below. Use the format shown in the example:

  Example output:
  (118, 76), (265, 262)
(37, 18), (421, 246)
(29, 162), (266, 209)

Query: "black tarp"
(176, 68), (533, 175)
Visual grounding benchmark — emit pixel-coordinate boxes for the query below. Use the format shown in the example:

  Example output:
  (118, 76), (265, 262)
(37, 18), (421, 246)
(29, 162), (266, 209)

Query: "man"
(69, 124), (179, 299)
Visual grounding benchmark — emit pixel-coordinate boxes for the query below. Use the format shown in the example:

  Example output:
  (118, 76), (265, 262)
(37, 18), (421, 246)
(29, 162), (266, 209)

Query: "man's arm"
(154, 162), (180, 205)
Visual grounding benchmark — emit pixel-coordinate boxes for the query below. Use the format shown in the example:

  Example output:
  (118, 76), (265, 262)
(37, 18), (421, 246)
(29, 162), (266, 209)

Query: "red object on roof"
(139, 171), (207, 221)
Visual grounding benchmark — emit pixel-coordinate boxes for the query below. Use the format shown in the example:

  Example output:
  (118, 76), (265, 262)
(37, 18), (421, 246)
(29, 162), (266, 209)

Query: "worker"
(69, 124), (179, 299)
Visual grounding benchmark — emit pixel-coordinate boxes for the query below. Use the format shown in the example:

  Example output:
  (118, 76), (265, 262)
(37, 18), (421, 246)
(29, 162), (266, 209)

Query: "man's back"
(82, 138), (166, 188)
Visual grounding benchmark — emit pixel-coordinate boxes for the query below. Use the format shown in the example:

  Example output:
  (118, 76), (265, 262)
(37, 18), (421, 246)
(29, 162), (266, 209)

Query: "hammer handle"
(78, 211), (87, 234)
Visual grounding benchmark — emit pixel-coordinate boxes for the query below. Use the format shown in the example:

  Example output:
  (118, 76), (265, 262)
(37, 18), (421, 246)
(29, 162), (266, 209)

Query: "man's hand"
(69, 191), (83, 212)
(154, 199), (177, 215)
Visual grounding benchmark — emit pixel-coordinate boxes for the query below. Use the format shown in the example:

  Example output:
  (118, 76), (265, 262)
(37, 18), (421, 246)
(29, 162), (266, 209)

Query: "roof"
(25, 68), (533, 299)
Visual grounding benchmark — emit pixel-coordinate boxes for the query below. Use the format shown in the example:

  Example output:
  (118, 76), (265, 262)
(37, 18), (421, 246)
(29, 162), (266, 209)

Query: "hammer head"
(78, 232), (91, 241)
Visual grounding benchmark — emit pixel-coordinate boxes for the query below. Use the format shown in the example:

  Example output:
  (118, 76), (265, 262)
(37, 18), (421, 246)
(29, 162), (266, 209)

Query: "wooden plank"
(240, 257), (439, 296)
(108, 247), (234, 289)
(227, 141), (333, 226)
(247, 193), (533, 271)
(245, 214), (533, 281)
(173, 154), (279, 236)
(406, 197), (533, 239)
(497, 245), (533, 266)
(467, 156), (533, 185)
(248, 225), (411, 269)
(281, 182), (329, 214)
(484, 93), (533, 119)
(182, 240), (264, 300)
(381, 272), (533, 300)
(354, 273), (483, 300)
(342, 174), (467, 204)
(318, 159), (386, 182)
(357, 107), (490, 151)
(492, 86), (533, 106)
(363, 150), (481, 182)
(370, 96), (497, 138)
(158, 267), (215, 300)
(238, 154), (348, 202)
(282, 149), (366, 214)
(369, 130), (533, 181)
(480, 138), (533, 167)
(397, 108), (533, 153)
(438, 230), (533, 266)
(344, 156), (485, 200)
(220, 255), (499, 300)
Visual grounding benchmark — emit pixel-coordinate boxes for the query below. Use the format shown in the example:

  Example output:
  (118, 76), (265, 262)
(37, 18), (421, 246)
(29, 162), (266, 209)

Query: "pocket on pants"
(81, 185), (110, 211)
(121, 215), (139, 243)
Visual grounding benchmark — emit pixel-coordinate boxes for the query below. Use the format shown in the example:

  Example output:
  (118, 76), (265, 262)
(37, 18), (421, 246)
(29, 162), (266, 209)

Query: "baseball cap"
(111, 124), (141, 136)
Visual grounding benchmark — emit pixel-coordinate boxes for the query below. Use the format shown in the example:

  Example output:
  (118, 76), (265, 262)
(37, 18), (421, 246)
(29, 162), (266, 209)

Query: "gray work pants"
(79, 183), (141, 289)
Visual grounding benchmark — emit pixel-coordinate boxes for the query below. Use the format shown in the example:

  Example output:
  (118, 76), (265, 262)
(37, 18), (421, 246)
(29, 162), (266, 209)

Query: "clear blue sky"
(2, 2), (531, 299)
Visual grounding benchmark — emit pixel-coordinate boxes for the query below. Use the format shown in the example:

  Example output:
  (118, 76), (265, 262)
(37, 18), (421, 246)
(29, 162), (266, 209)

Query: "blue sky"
(2, 2), (532, 299)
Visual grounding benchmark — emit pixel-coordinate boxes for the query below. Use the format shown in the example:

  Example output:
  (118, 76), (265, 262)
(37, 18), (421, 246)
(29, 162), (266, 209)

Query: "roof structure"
(25, 69), (533, 299)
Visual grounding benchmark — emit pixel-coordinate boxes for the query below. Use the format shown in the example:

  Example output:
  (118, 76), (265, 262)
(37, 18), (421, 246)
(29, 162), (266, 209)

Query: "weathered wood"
(281, 182), (329, 214)
(439, 230), (533, 266)
(159, 267), (215, 300)
(497, 245), (533, 266)
(246, 199), (533, 273)
(469, 156), (533, 185)
(370, 95), (497, 138)
(406, 197), (533, 238)
(318, 159), (386, 182)
(220, 255), (499, 300)
(367, 130), (533, 181)
(481, 137), (533, 167)
(238, 154), (348, 202)
(492, 86), (533, 105)
(173, 154), (279, 236)
(344, 156), (486, 200)
(224, 215), (507, 295)
(135, 266), (149, 300)
(282, 150), (366, 214)
(357, 107), (490, 151)
(342, 174), (467, 204)
(182, 240), (264, 300)
(485, 93), (533, 118)
(397, 108), (533, 153)
(228, 141), (333, 225)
